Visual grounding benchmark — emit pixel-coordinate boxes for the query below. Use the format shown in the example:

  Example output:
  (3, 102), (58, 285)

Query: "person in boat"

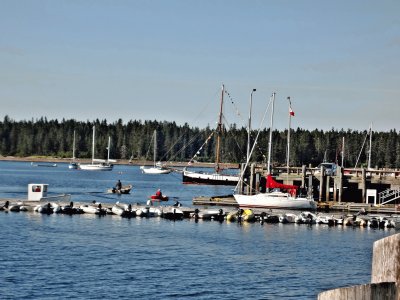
(155, 189), (162, 198)
(115, 180), (122, 191)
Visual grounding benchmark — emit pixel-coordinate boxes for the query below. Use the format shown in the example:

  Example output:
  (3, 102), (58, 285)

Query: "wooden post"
(333, 179), (337, 202)
(301, 165), (306, 188)
(319, 166), (324, 202)
(240, 163), (245, 194)
(325, 175), (330, 202)
(249, 163), (255, 196)
(319, 233), (400, 299)
(362, 168), (367, 203)
(337, 166), (343, 203)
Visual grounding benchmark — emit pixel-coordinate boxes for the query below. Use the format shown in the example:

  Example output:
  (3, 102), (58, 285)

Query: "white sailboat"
(140, 130), (172, 174)
(234, 93), (317, 210)
(68, 130), (79, 169)
(182, 84), (240, 186)
(79, 126), (114, 171)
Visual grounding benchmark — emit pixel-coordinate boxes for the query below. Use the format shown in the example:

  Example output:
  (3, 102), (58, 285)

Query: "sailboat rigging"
(234, 92), (317, 210)
(182, 84), (240, 185)
(68, 130), (79, 169)
(140, 130), (172, 174)
(79, 126), (114, 171)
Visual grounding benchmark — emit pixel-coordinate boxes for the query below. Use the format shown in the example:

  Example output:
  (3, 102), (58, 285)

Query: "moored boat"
(79, 127), (114, 171)
(182, 85), (240, 186)
(107, 185), (133, 194)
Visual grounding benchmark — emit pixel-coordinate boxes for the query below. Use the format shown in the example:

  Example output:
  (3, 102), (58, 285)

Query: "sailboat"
(68, 130), (79, 169)
(182, 84), (240, 186)
(233, 93), (317, 210)
(140, 130), (172, 174)
(79, 126), (114, 171)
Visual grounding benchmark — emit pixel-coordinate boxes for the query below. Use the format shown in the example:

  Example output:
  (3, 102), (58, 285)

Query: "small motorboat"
(159, 207), (184, 220)
(80, 202), (106, 215)
(279, 213), (297, 224)
(111, 202), (135, 218)
(260, 212), (280, 223)
(150, 189), (169, 201)
(107, 185), (133, 194)
(191, 208), (225, 221)
(60, 202), (84, 215)
(241, 209), (256, 222)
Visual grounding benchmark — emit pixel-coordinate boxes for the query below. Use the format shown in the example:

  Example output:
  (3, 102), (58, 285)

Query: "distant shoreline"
(0, 156), (240, 169)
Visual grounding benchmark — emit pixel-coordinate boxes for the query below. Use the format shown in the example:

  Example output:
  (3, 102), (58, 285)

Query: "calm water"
(0, 161), (397, 299)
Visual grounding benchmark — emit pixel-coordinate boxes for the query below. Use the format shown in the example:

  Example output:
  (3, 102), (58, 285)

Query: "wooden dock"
(192, 195), (238, 207)
(238, 164), (400, 206)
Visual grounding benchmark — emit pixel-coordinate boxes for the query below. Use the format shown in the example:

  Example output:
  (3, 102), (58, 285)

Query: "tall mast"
(107, 136), (111, 163)
(215, 84), (224, 173)
(153, 130), (157, 167)
(247, 88), (256, 163)
(92, 126), (95, 164)
(368, 123), (373, 170)
(267, 92), (276, 175)
(286, 96), (291, 173)
(72, 130), (76, 161)
(341, 136), (345, 167)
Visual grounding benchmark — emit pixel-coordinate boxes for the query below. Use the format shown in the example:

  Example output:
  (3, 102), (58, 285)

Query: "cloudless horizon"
(1, 0), (399, 132)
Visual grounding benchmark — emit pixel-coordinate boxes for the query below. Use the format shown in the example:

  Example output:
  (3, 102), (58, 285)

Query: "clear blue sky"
(1, 0), (399, 131)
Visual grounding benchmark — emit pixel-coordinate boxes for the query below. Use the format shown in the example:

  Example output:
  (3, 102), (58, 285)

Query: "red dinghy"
(150, 194), (169, 201)
(151, 189), (169, 201)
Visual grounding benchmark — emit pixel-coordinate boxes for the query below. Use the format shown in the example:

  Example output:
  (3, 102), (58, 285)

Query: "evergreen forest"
(1, 115), (399, 169)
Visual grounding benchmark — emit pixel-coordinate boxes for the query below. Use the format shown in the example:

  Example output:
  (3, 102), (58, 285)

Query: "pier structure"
(240, 164), (400, 205)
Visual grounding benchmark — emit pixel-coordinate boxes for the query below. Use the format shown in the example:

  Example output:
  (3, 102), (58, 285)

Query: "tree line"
(0, 115), (399, 169)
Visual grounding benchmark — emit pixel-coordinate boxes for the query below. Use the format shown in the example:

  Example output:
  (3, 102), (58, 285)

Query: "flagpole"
(286, 97), (294, 176)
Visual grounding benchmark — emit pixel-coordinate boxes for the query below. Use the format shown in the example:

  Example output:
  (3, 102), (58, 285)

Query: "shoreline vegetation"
(0, 155), (240, 169)
(0, 117), (399, 169)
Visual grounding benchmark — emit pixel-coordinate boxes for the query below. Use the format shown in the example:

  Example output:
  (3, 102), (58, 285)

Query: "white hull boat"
(79, 126), (114, 171)
(279, 213), (297, 223)
(141, 166), (171, 174)
(234, 191), (317, 210)
(80, 204), (106, 215)
(141, 130), (172, 174)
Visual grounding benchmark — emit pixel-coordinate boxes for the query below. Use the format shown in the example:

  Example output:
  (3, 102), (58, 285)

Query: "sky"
(0, 0), (399, 132)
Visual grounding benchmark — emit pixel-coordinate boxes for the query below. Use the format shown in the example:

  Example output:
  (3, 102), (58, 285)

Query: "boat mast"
(107, 136), (111, 163)
(153, 130), (157, 167)
(368, 123), (373, 170)
(341, 136), (345, 167)
(267, 92), (275, 175)
(92, 126), (95, 164)
(215, 84), (224, 173)
(72, 130), (76, 161)
(247, 88), (256, 163)
(286, 96), (291, 174)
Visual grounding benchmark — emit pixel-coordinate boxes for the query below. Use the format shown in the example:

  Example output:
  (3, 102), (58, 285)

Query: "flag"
(288, 97), (295, 116)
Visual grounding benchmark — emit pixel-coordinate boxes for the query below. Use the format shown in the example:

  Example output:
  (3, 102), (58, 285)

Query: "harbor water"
(0, 161), (396, 299)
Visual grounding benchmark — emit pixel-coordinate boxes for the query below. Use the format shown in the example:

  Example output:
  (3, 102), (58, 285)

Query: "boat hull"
(182, 170), (239, 186)
(233, 192), (317, 210)
(141, 167), (172, 174)
(107, 185), (132, 194)
(79, 164), (113, 171)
